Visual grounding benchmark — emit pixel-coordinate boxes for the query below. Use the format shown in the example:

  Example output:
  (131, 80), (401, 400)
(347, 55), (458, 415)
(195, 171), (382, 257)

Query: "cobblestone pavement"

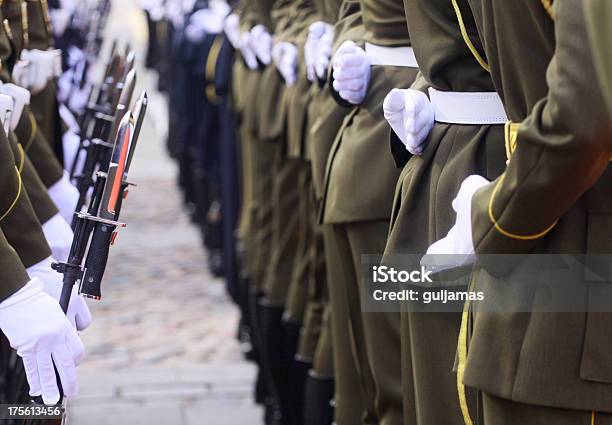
(67, 2), (261, 424)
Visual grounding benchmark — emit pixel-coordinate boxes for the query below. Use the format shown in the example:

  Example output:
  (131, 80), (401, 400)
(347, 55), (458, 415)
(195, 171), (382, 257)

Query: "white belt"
(365, 42), (418, 68)
(428, 88), (508, 125)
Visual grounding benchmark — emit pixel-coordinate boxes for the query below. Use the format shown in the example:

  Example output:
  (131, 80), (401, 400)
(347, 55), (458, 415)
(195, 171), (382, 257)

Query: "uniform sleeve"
(0, 229), (30, 302)
(471, 0), (612, 256)
(584, 0), (612, 115)
(27, 0), (53, 50)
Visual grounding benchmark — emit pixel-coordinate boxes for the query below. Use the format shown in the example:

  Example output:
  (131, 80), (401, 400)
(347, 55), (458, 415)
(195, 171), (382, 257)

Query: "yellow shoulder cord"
(488, 173), (558, 240)
(540, 0), (554, 20)
(456, 297), (474, 425)
(23, 111), (36, 151)
(21, 0), (29, 48)
(16, 141), (25, 172)
(450, 0), (491, 73)
(0, 166), (22, 222)
(205, 36), (224, 104)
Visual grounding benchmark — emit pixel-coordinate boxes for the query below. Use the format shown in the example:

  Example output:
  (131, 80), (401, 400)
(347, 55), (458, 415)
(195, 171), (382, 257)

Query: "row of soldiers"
(143, 0), (612, 425)
(0, 0), (114, 411)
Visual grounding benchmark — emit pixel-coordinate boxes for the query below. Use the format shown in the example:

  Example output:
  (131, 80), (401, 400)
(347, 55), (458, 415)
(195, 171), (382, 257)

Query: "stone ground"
(66, 2), (261, 424)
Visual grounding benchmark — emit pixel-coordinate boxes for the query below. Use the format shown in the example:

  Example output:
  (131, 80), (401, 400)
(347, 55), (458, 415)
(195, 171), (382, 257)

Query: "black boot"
(282, 318), (308, 425)
(303, 372), (335, 425)
(260, 301), (285, 423)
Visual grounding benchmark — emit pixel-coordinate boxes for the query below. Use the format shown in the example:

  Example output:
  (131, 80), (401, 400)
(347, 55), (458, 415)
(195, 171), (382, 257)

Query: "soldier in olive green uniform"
(381, 1), (507, 424)
(298, 3), (362, 423)
(256, 2), (320, 422)
(321, 1), (418, 423)
(432, 0), (612, 423)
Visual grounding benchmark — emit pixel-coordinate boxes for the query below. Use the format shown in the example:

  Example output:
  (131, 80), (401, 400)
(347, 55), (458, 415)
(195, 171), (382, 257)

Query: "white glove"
(272, 42), (298, 86)
(305, 21), (332, 82)
(224, 13), (241, 49)
(59, 103), (80, 134)
(249, 24), (272, 65)
(0, 83), (31, 132)
(421, 175), (490, 273)
(383, 88), (435, 155)
(0, 93), (13, 135)
(185, 2), (230, 40)
(62, 131), (83, 174)
(49, 8), (71, 37)
(239, 32), (259, 70)
(315, 28), (334, 80)
(26, 257), (92, 331)
(13, 50), (63, 95)
(68, 83), (90, 115)
(48, 171), (79, 224)
(42, 214), (73, 263)
(0, 279), (85, 404)
(332, 40), (371, 105)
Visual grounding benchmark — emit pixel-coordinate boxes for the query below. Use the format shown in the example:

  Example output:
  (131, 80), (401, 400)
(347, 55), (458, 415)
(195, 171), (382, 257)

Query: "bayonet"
(79, 113), (133, 300)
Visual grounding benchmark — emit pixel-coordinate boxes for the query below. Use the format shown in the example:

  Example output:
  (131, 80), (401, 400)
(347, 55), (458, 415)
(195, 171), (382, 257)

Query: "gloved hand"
(420, 175), (490, 273)
(26, 257), (92, 331)
(249, 24), (272, 65)
(315, 27), (334, 80)
(13, 50), (63, 95)
(224, 13), (241, 49)
(48, 171), (79, 224)
(0, 83), (31, 132)
(383, 88), (435, 155)
(0, 278), (85, 404)
(185, 1), (230, 40)
(272, 42), (298, 86)
(49, 7), (71, 37)
(305, 21), (332, 82)
(239, 32), (259, 70)
(332, 40), (371, 105)
(41, 214), (73, 262)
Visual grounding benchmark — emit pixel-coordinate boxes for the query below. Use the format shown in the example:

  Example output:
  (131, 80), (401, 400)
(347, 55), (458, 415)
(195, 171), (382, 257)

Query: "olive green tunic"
(462, 0), (612, 415)
(308, 0), (361, 196)
(0, 137), (33, 300)
(319, 0), (413, 225)
(0, 129), (51, 268)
